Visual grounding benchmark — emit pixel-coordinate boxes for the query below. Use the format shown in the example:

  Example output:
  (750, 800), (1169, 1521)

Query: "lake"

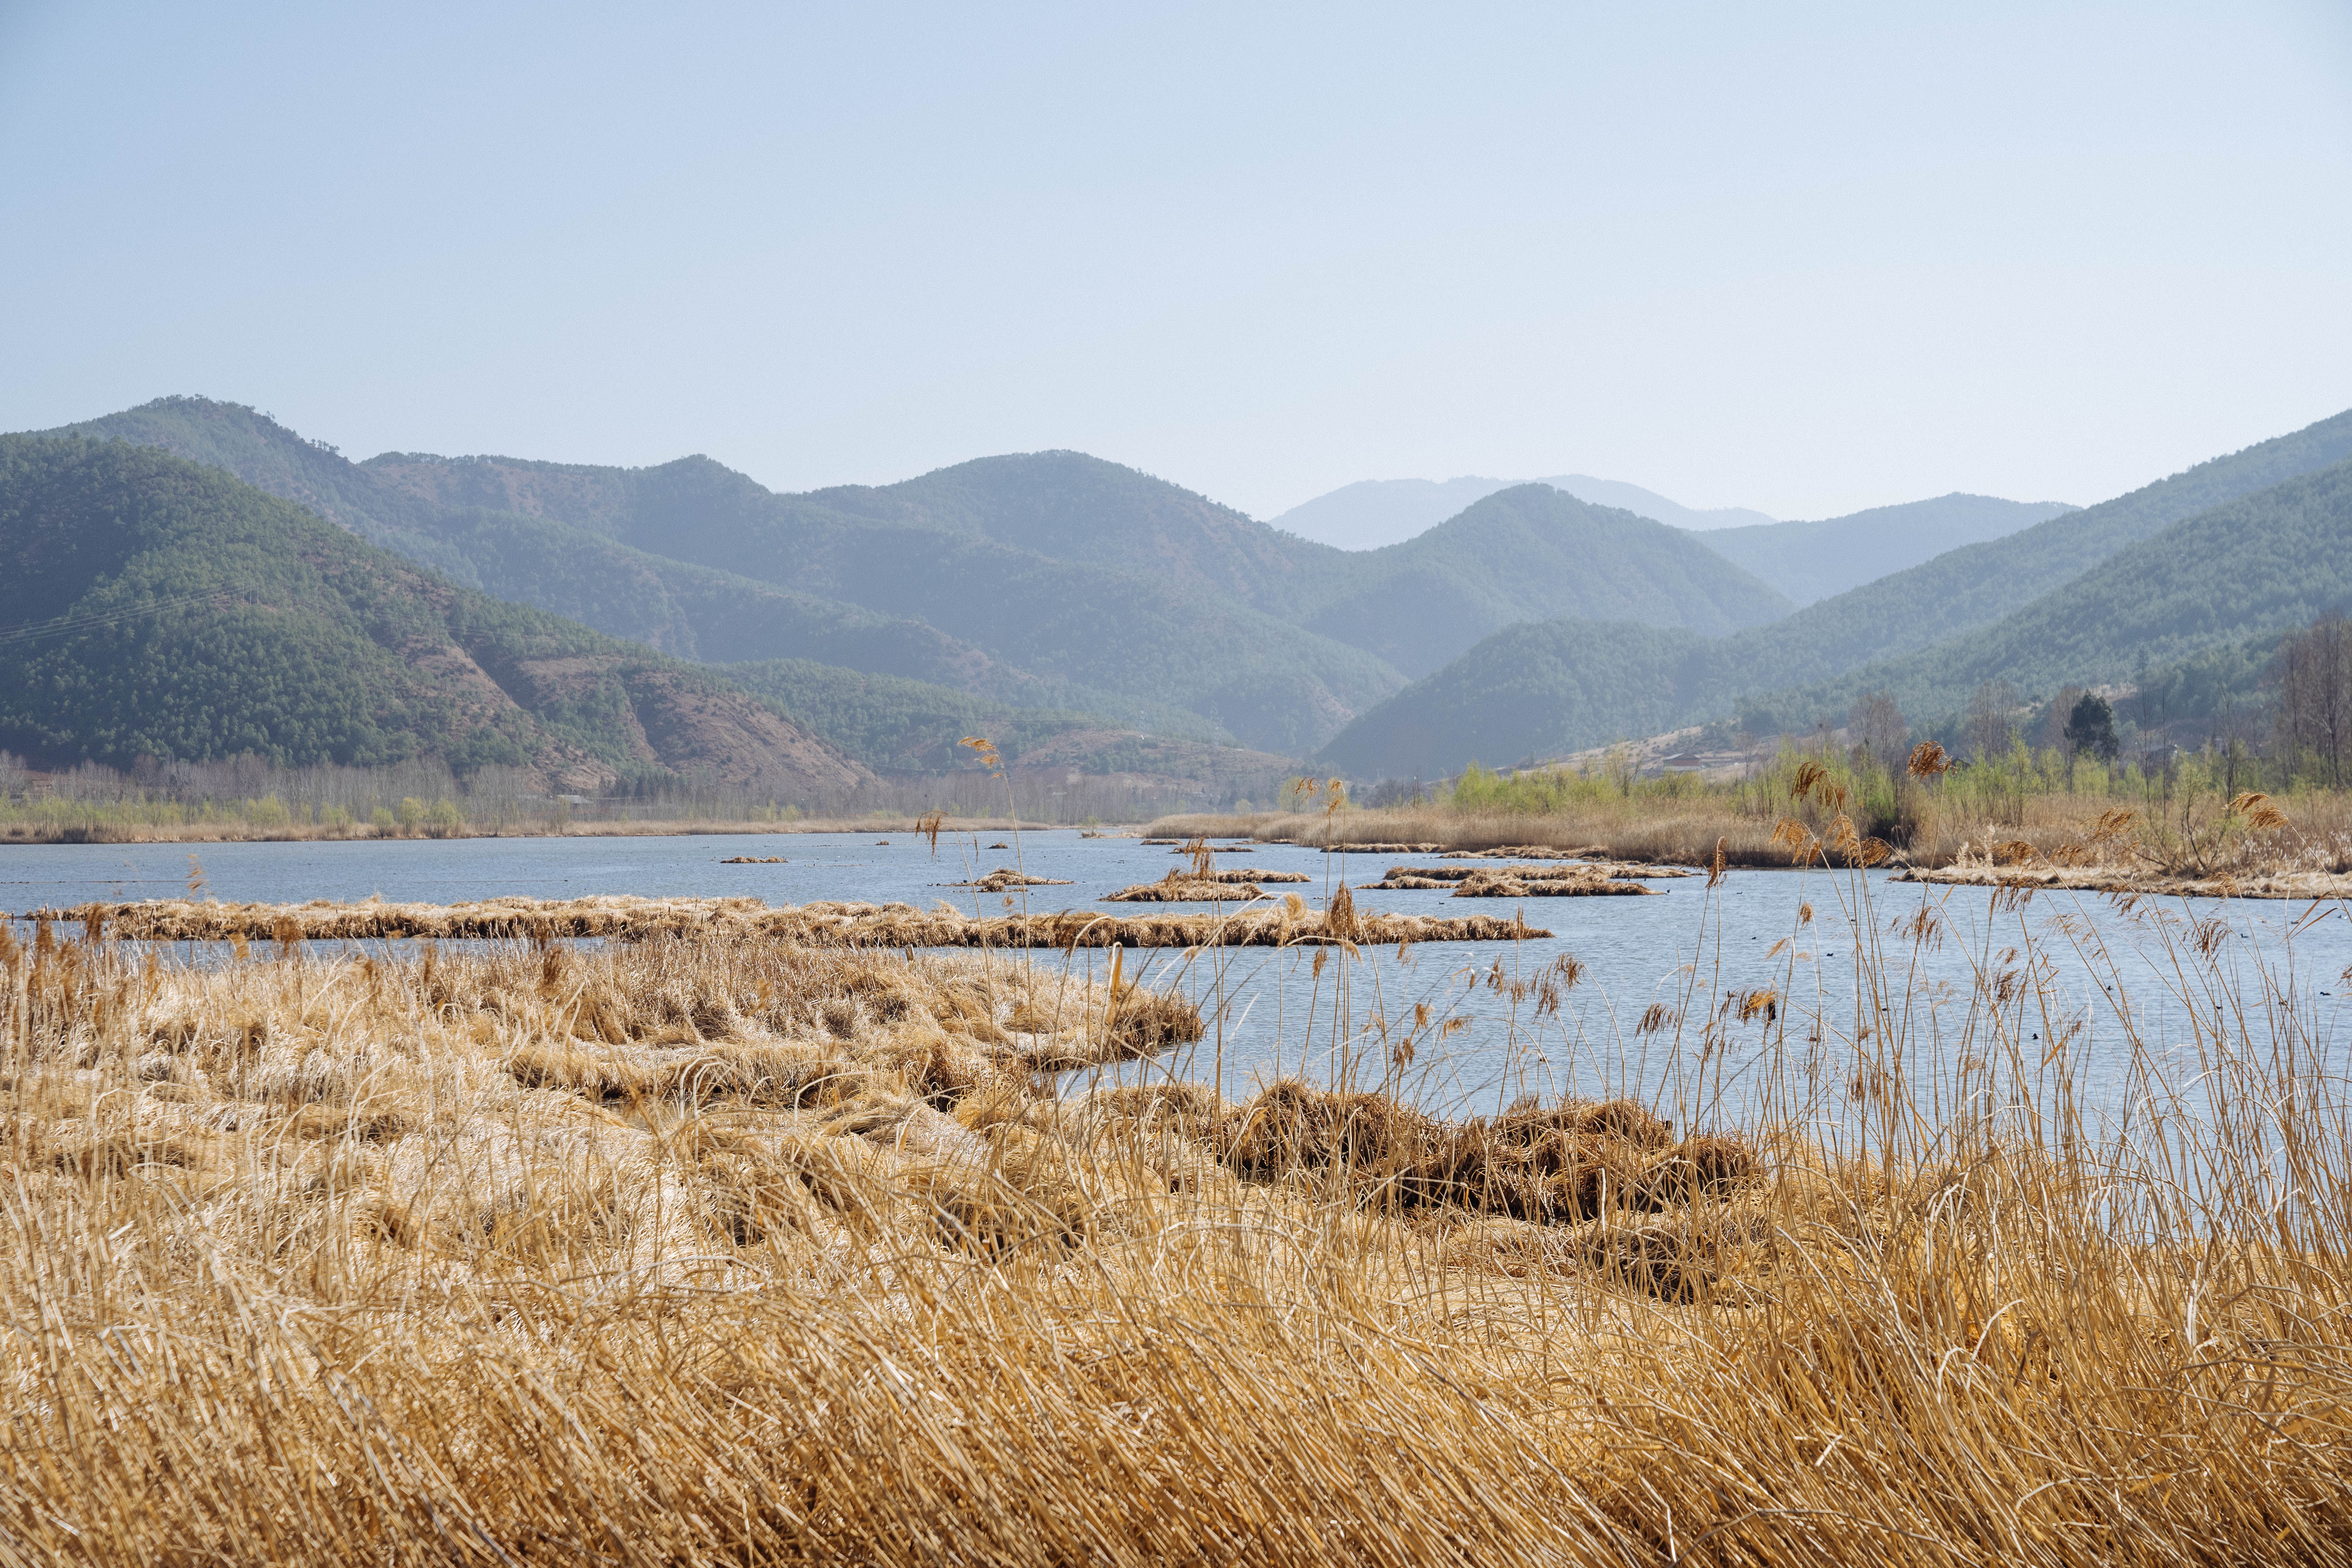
(8, 829), (2347, 1133)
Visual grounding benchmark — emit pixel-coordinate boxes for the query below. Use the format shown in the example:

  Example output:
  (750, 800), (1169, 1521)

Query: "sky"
(2, 2), (2348, 521)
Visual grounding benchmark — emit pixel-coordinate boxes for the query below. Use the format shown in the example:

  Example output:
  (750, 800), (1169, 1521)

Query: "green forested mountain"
(368, 447), (1791, 707)
(0, 436), (869, 797)
(33, 396), (484, 585)
(1318, 407), (2352, 776)
(1308, 621), (1711, 780)
(1730, 456), (2352, 736)
(49, 404), (1397, 753)
(46, 405), (1228, 741)
(367, 445), (1406, 748)
(719, 660), (1108, 773)
(48, 399), (1804, 755)
(1695, 494), (2076, 606)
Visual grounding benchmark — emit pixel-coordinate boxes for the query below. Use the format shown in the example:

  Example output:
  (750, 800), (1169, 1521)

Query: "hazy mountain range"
(11, 393), (2345, 796)
(1272, 474), (1775, 548)
(1316, 407), (2352, 777)
(1274, 474), (2074, 605)
(32, 399), (1792, 762)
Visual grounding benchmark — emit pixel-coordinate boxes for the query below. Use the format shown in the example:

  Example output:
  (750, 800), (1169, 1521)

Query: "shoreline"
(1892, 863), (2352, 901)
(0, 814), (1090, 847)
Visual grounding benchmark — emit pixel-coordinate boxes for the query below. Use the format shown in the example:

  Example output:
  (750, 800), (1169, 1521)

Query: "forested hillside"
(1319, 406), (2352, 776)
(0, 436), (868, 798)
(50, 399), (1811, 755)
(369, 446), (1792, 706)
(1694, 493), (2075, 605)
(49, 405), (1232, 744)
(1731, 456), (2352, 736)
(1310, 621), (1710, 781)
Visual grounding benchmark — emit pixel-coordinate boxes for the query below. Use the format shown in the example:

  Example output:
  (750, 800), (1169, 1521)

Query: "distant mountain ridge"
(1271, 471), (2071, 609)
(1316, 405), (2352, 777)
(1269, 485), (1793, 678)
(1270, 473), (1774, 550)
(1697, 494), (2078, 606)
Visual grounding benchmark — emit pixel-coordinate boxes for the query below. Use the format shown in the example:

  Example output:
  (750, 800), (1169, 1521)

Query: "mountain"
(1695, 494), (2077, 606)
(791, 452), (1339, 612)
(1733, 456), (2352, 737)
(718, 659), (1110, 774)
(1269, 473), (1772, 549)
(45, 401), (1816, 754)
(358, 443), (1791, 728)
(1274, 485), (1795, 678)
(722, 660), (1298, 800)
(1318, 406), (2352, 776)
(45, 404), (1234, 744)
(0, 435), (868, 797)
(370, 446), (1790, 696)
(379, 452), (1403, 754)
(32, 396), (483, 584)
(1305, 621), (1710, 781)
(1531, 475), (1776, 534)
(1270, 477), (1519, 550)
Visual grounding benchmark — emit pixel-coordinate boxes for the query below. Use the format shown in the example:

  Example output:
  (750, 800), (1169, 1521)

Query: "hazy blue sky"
(3, 2), (2348, 519)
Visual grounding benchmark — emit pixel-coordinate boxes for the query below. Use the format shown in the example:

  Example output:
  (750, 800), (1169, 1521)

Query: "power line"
(0, 589), (238, 650)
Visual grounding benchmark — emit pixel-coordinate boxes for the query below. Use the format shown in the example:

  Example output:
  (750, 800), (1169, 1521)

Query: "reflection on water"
(7, 829), (2346, 1128)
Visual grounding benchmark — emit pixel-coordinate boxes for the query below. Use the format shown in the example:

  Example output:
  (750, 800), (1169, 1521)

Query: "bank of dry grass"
(5, 879), (2352, 1563)
(1158, 786), (2352, 887)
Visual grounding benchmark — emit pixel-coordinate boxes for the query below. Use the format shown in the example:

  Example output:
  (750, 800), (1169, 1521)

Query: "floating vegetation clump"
(942, 868), (1075, 891)
(1103, 866), (1313, 902)
(1361, 863), (1663, 896)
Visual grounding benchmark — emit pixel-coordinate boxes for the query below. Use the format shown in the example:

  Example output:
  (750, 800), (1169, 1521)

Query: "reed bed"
(1102, 866), (1313, 902)
(6, 864), (2352, 1564)
(29, 893), (1552, 948)
(942, 869), (1075, 891)
(1360, 860), (1693, 896)
(1158, 785), (2352, 889)
(1158, 806), (1796, 866)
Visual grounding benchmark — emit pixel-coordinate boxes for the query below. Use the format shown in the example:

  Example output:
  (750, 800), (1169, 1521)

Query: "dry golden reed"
(5, 870), (2352, 1564)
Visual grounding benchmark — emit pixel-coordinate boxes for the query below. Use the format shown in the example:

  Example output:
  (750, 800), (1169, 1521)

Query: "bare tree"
(1965, 678), (2019, 764)
(2275, 612), (2352, 786)
(1847, 690), (1908, 772)
(2040, 684), (2085, 755)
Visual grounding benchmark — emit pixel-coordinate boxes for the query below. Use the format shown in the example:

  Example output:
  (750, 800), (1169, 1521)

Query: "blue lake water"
(7, 829), (2347, 1132)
